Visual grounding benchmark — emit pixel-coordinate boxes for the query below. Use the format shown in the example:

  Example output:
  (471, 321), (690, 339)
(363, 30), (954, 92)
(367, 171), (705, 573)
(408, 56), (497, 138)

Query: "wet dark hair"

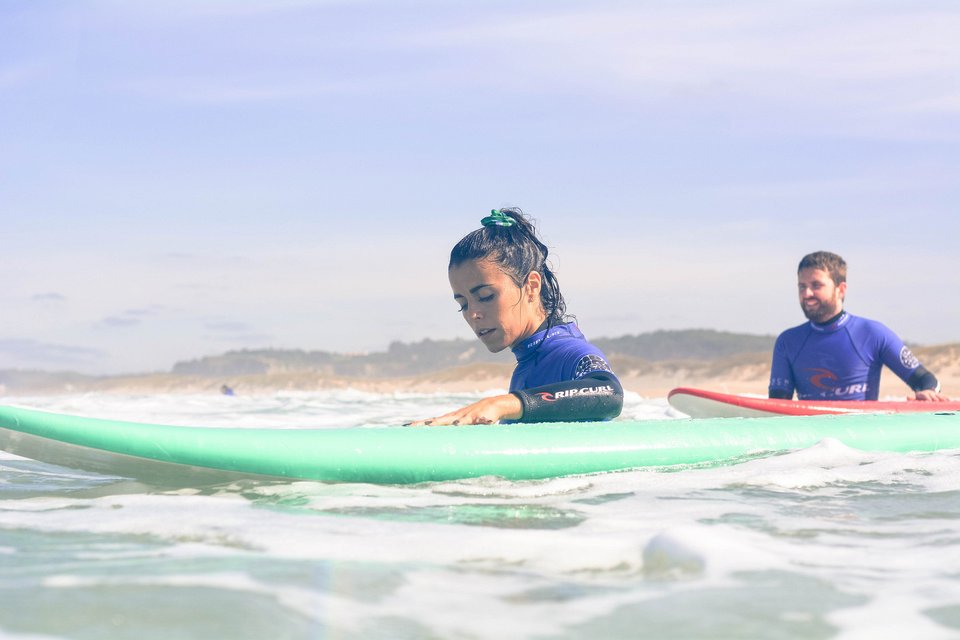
(449, 207), (568, 326)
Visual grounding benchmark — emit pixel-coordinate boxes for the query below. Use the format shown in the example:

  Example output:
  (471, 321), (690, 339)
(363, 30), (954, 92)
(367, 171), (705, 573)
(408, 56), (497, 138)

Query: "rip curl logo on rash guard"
(804, 367), (868, 397)
(900, 346), (920, 369)
(807, 367), (839, 390)
(536, 385), (615, 402)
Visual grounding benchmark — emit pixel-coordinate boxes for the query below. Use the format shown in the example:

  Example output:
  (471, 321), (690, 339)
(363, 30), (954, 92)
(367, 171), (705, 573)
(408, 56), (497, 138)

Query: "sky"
(2, 0), (959, 375)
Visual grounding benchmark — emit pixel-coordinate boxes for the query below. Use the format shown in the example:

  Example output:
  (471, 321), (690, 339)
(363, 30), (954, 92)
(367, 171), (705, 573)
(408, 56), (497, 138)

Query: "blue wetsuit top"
(768, 311), (939, 401)
(507, 322), (623, 423)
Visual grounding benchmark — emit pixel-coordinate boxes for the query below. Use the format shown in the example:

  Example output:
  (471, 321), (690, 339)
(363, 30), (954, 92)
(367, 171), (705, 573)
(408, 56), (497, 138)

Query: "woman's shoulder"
(547, 322), (587, 340)
(545, 324), (614, 367)
(555, 323), (606, 349)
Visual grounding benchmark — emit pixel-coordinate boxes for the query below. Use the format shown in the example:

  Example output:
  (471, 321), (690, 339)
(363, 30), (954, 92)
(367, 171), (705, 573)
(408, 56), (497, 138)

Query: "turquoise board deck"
(2, 404), (959, 484)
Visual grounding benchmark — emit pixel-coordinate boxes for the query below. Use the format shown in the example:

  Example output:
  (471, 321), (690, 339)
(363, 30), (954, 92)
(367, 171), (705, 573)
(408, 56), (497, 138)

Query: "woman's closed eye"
(455, 289), (495, 313)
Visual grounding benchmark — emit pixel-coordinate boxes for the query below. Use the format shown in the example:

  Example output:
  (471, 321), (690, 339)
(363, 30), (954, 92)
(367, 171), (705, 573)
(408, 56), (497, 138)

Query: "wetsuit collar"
(809, 310), (850, 333)
(511, 322), (580, 362)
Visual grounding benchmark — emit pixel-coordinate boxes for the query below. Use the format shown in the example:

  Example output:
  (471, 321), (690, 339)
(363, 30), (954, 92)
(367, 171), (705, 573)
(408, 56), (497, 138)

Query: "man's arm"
(768, 334), (796, 400)
(906, 366), (950, 401)
(878, 333), (950, 401)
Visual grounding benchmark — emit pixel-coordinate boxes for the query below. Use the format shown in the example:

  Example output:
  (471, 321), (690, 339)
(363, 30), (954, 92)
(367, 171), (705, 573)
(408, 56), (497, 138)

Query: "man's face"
(798, 267), (846, 323)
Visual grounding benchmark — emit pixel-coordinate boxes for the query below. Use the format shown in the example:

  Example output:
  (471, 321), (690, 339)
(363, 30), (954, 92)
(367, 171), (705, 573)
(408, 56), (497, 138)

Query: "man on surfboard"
(769, 251), (948, 402)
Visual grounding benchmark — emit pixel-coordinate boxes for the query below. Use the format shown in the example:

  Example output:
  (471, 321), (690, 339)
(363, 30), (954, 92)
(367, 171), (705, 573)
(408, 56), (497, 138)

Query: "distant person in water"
(412, 208), (623, 425)
(769, 251), (948, 402)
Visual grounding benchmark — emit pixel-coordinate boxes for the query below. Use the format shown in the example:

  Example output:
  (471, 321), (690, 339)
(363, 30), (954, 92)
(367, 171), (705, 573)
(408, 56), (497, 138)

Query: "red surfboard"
(667, 387), (960, 419)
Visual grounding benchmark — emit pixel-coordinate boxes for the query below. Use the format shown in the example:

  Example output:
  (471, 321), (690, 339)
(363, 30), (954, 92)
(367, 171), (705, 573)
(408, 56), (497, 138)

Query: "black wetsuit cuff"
(512, 376), (624, 423)
(908, 367), (940, 393)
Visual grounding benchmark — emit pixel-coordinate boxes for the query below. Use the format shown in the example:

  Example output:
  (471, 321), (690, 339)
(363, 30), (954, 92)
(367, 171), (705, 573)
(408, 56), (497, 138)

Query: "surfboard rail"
(668, 387), (960, 419)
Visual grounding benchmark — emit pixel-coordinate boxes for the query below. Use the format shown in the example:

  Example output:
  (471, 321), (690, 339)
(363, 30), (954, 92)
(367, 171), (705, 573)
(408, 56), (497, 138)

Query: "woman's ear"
(525, 271), (543, 302)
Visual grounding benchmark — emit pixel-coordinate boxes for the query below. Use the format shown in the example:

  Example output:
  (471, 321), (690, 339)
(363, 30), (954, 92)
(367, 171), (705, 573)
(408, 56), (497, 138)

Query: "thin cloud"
(709, 174), (958, 199)
(77, 3), (960, 121)
(97, 307), (164, 328)
(123, 306), (165, 317)
(202, 318), (273, 343)
(32, 292), (66, 302)
(205, 332), (275, 344)
(125, 77), (363, 106)
(0, 338), (105, 366)
(88, 0), (358, 23)
(161, 251), (198, 261)
(406, 4), (960, 118)
(896, 93), (960, 114)
(159, 252), (253, 266)
(0, 61), (50, 90)
(99, 316), (141, 328)
(204, 320), (254, 332)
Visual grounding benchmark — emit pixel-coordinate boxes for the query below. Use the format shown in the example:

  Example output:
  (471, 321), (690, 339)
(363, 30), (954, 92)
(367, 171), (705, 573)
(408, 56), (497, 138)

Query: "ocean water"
(1, 391), (960, 640)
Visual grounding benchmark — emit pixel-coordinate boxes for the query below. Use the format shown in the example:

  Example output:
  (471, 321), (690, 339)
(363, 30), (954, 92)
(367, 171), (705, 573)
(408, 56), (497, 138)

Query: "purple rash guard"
(510, 323), (615, 390)
(768, 311), (937, 401)
(506, 323), (623, 423)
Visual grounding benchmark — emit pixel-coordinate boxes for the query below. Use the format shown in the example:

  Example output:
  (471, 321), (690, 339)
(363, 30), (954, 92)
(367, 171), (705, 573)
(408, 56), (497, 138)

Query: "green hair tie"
(481, 209), (515, 227)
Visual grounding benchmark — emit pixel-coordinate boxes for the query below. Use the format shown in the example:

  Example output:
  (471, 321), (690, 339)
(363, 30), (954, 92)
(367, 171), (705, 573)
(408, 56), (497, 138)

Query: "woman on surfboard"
(412, 208), (623, 425)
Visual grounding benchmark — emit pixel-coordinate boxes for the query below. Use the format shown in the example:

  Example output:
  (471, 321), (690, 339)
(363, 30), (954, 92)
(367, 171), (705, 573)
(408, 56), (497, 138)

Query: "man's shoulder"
(776, 313), (890, 340)
(843, 313), (896, 338)
(776, 321), (812, 342)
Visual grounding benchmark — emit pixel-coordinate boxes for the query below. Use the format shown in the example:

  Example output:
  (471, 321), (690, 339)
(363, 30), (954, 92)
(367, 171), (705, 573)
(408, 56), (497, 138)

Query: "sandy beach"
(31, 343), (960, 402)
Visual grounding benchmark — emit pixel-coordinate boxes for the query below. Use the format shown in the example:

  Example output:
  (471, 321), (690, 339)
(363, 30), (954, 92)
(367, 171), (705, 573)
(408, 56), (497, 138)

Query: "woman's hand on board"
(409, 393), (523, 426)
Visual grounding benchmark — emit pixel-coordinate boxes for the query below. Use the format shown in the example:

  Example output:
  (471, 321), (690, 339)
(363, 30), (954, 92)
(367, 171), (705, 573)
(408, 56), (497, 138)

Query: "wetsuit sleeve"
(768, 334), (796, 399)
(875, 327), (940, 392)
(512, 372), (624, 423)
(906, 366), (940, 393)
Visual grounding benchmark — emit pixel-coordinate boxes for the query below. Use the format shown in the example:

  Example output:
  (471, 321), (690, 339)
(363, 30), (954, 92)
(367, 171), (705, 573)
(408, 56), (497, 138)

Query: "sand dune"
(26, 343), (959, 402)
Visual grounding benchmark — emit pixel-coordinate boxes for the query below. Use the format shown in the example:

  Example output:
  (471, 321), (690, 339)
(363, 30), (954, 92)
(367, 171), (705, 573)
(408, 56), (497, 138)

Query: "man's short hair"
(798, 251), (846, 285)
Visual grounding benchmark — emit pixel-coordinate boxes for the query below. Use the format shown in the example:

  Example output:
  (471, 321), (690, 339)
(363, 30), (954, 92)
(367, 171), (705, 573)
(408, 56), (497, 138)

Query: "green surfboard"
(1, 404), (958, 485)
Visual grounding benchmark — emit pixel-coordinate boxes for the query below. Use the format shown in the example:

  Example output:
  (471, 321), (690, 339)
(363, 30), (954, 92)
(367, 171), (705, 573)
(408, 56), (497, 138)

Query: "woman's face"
(449, 259), (546, 353)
